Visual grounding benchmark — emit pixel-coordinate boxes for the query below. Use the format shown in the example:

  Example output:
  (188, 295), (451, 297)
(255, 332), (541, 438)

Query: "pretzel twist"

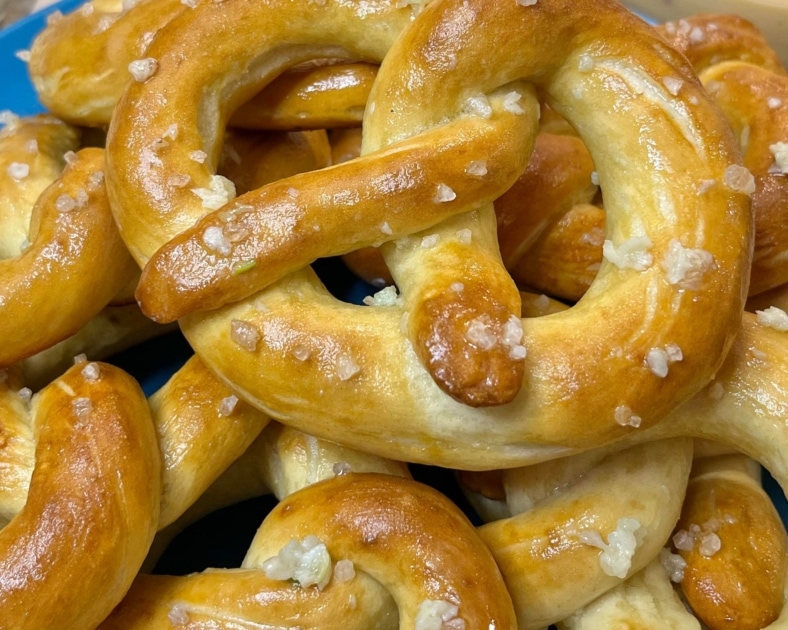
(0, 361), (160, 629)
(107, 0), (537, 406)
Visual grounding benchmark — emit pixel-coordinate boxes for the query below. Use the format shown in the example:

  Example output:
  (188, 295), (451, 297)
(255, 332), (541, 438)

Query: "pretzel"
(0, 361), (160, 629)
(671, 453), (788, 628)
(122, 0), (752, 424)
(28, 0), (376, 130)
(0, 121), (138, 368)
(107, 0), (538, 407)
(101, 473), (517, 629)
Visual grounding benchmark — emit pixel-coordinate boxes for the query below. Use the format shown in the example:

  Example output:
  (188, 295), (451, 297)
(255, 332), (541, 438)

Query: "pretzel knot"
(109, 0), (752, 462)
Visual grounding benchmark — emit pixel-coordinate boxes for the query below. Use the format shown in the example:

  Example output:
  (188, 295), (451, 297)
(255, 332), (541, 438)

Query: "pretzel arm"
(135, 96), (535, 321)
(0, 362), (161, 629)
(0, 147), (138, 367)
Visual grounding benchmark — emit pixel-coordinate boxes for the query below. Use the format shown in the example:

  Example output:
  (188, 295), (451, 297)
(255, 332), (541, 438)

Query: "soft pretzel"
(102, 473), (517, 629)
(108, 0), (538, 406)
(0, 131), (138, 367)
(145, 419), (411, 569)
(125, 0), (751, 426)
(0, 361), (160, 629)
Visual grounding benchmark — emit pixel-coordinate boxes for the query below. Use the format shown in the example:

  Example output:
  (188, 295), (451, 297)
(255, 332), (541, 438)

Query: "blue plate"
(2, 0), (787, 574)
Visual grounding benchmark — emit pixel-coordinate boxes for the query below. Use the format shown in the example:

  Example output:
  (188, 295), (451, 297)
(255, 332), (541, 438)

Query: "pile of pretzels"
(2, 0), (788, 627)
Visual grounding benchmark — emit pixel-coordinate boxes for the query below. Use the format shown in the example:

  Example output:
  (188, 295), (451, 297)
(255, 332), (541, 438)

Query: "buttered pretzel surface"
(7, 0), (788, 628)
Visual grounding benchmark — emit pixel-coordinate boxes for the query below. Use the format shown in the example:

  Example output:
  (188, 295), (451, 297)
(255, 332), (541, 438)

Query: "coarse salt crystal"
(191, 174), (236, 210)
(26, 139), (38, 154)
(380, 221), (393, 235)
(363, 285), (401, 307)
(602, 236), (653, 271)
(421, 234), (441, 248)
(14, 50), (31, 63)
(189, 150), (208, 163)
(466, 160), (487, 176)
(450, 282), (464, 292)
(466, 317), (496, 350)
(7, 162), (29, 180)
(662, 76), (683, 96)
(503, 91), (525, 114)
(698, 532), (722, 557)
(723, 164), (755, 195)
(515, 0), (537, 5)
(18, 387), (32, 402)
(55, 194), (77, 213)
(202, 226), (232, 255)
(292, 345), (311, 361)
(614, 405), (642, 428)
(332, 461), (352, 476)
(263, 535), (332, 590)
(336, 353), (361, 381)
(415, 600), (463, 630)
(168, 605), (190, 625)
(455, 228), (472, 244)
(218, 395), (238, 416)
(230, 319), (260, 352)
(661, 239), (714, 289)
(579, 518), (643, 579)
(81, 362), (100, 381)
(659, 548), (687, 583)
(72, 397), (92, 419)
(708, 381), (725, 400)
(590, 171), (600, 186)
(333, 559), (355, 582)
(577, 54), (594, 72)
(769, 142), (788, 174)
(756, 306), (788, 331)
(462, 94), (493, 119)
(434, 183), (456, 203)
(128, 58), (158, 82)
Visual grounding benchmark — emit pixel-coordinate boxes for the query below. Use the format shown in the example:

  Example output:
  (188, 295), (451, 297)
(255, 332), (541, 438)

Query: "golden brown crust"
(29, 0), (188, 126)
(698, 61), (788, 296)
(656, 14), (785, 75)
(0, 144), (138, 367)
(231, 62), (377, 130)
(103, 474), (516, 628)
(674, 455), (787, 629)
(478, 439), (693, 628)
(0, 362), (161, 629)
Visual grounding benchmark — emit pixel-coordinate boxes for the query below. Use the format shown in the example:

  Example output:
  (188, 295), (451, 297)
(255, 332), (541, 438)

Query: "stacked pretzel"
(2, 0), (788, 627)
